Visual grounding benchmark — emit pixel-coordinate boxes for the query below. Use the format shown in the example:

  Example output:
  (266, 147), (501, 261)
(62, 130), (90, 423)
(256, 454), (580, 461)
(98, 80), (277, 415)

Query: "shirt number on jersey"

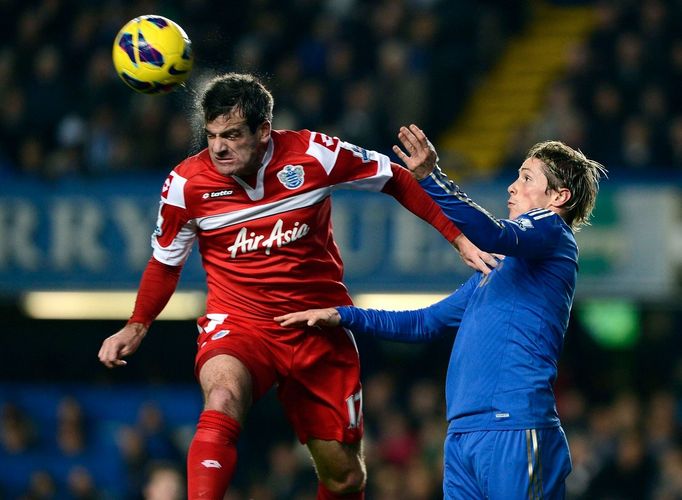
(345, 390), (363, 429)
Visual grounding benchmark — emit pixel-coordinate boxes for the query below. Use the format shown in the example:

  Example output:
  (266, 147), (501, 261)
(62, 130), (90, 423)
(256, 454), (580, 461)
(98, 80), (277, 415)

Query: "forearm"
(382, 164), (461, 242)
(128, 257), (182, 327)
(420, 167), (512, 252)
(337, 306), (443, 342)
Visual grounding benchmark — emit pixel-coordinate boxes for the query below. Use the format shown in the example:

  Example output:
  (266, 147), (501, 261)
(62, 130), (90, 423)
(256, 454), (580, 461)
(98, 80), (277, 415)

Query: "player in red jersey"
(98, 73), (496, 499)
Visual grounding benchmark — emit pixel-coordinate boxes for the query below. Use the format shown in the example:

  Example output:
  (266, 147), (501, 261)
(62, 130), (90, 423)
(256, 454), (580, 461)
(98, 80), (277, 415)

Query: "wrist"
(125, 321), (150, 335)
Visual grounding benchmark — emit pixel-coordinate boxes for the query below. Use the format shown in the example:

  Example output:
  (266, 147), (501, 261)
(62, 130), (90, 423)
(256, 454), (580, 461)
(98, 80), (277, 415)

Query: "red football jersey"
(152, 129), (447, 321)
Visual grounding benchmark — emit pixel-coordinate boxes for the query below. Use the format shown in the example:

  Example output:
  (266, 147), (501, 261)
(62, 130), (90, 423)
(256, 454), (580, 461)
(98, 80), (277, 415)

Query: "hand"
(453, 234), (502, 275)
(98, 322), (148, 368)
(392, 124), (438, 180)
(275, 308), (341, 328)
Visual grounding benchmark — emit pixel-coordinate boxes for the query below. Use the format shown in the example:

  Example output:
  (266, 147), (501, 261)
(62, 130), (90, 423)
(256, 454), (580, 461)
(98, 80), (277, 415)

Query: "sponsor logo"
(346, 143), (370, 162)
(227, 219), (310, 257)
(202, 189), (234, 199)
(511, 217), (534, 231)
(201, 460), (222, 469)
(161, 175), (172, 197)
(277, 165), (305, 190)
(314, 133), (338, 150)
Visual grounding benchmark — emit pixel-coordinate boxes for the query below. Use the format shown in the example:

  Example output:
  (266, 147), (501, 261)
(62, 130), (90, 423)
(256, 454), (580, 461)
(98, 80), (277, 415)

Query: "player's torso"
(446, 238), (578, 430)
(182, 133), (351, 319)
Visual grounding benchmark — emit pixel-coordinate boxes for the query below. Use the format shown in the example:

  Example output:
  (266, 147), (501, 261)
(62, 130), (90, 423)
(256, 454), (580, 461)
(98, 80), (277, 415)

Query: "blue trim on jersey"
(338, 168), (579, 431)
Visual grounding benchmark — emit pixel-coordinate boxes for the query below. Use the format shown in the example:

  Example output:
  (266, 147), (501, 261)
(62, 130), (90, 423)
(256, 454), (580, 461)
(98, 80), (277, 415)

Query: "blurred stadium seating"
(2, 0), (682, 499)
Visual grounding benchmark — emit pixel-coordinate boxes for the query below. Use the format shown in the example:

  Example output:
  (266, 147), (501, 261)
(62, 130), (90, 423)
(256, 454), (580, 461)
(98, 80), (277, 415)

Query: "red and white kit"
(133, 129), (460, 443)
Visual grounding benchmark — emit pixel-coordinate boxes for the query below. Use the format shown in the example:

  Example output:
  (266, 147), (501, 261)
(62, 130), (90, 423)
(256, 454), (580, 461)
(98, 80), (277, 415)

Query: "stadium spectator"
(0, 402), (35, 454)
(277, 129), (607, 498)
(143, 461), (185, 500)
(19, 470), (58, 500)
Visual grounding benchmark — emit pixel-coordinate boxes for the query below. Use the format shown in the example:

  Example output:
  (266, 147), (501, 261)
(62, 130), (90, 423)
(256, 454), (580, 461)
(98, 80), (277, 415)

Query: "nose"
(507, 181), (516, 195)
(210, 137), (227, 154)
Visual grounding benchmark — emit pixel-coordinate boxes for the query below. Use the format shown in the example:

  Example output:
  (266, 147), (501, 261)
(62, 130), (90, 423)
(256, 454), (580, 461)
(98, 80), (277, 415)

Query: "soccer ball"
(112, 15), (193, 95)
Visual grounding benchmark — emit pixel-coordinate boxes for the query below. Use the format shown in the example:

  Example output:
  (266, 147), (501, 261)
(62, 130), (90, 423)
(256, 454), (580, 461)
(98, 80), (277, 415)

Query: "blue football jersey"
(338, 168), (578, 431)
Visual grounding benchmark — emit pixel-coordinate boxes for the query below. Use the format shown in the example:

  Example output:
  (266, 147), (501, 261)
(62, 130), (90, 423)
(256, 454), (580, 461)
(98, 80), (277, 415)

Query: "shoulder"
(515, 209), (577, 248)
(513, 209), (564, 231)
(271, 129), (314, 149)
(161, 150), (212, 209)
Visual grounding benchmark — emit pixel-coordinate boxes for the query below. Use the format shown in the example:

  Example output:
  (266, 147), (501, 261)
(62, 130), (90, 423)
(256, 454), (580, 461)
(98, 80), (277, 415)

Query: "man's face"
(506, 157), (556, 220)
(205, 111), (270, 177)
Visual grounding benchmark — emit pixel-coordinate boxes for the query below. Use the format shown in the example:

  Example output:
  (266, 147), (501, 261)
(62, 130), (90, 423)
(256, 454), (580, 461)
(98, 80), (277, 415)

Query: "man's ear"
(552, 187), (571, 209)
(259, 121), (272, 144)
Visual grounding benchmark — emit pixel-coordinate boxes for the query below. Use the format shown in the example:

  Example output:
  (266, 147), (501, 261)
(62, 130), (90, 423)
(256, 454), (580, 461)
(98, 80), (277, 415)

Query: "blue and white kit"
(338, 167), (576, 499)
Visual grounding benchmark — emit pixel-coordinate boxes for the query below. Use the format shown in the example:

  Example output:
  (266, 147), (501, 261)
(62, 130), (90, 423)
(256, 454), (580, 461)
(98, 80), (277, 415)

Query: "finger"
(476, 259), (492, 276)
(392, 145), (410, 162)
(102, 358), (127, 369)
(481, 254), (499, 268)
(409, 124), (428, 146)
(400, 127), (421, 153)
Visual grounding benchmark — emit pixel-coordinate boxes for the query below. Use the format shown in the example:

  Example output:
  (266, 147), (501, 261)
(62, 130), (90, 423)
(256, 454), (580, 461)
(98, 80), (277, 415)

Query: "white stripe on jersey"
(195, 186), (332, 231)
(152, 219), (197, 266)
(527, 209), (554, 220)
(331, 152), (392, 193)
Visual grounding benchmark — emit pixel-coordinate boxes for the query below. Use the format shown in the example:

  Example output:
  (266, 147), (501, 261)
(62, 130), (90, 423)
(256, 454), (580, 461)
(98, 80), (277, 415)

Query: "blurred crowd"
(3, 300), (682, 500)
(0, 0), (526, 180)
(2, 1), (682, 182)
(505, 0), (682, 174)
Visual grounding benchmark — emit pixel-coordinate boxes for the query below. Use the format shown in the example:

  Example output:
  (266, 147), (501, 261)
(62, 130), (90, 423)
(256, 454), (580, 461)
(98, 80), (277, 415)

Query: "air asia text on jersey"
(227, 219), (310, 257)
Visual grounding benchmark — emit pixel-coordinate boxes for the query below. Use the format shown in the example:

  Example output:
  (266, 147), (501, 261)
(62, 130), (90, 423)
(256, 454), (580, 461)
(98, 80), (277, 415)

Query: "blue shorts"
(443, 427), (572, 499)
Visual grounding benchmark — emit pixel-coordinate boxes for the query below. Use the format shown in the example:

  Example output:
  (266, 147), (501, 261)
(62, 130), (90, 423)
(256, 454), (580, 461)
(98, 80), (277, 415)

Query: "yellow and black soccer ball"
(112, 15), (193, 95)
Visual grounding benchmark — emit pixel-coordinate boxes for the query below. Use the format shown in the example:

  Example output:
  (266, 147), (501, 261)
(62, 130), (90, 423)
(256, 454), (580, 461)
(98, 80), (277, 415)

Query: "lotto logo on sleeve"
(313, 132), (339, 151)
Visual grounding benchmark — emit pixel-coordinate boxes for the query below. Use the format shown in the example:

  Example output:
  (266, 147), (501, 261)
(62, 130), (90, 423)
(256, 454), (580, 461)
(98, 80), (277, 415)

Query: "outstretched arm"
(275, 275), (479, 342)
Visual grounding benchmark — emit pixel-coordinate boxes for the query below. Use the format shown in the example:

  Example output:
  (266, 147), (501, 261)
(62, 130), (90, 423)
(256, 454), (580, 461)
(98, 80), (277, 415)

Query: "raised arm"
(393, 124), (561, 258)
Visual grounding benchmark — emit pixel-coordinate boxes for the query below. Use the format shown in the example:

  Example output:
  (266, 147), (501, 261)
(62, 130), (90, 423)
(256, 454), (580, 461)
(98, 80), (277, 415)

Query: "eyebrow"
(205, 122), (248, 136)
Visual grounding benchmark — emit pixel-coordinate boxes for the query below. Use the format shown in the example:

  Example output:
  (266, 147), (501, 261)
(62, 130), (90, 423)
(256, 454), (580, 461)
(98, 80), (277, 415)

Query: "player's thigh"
(307, 438), (365, 484)
(443, 431), (485, 500)
(197, 354), (254, 422)
(486, 428), (572, 500)
(278, 327), (363, 444)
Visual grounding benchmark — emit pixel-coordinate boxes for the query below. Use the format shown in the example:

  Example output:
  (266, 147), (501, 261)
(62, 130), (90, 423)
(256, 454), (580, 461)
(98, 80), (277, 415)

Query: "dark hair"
(200, 73), (274, 133)
(526, 141), (607, 230)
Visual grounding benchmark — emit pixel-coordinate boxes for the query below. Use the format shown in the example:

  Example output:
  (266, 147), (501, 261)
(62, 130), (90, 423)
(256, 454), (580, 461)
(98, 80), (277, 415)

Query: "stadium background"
(2, 0), (682, 498)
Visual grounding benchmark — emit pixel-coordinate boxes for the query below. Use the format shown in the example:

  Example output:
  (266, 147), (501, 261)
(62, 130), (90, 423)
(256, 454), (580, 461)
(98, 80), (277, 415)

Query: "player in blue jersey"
(276, 125), (606, 500)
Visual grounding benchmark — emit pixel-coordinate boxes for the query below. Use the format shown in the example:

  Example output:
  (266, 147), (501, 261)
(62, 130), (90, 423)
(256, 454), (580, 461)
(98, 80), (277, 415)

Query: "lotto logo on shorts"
(201, 459), (222, 469)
